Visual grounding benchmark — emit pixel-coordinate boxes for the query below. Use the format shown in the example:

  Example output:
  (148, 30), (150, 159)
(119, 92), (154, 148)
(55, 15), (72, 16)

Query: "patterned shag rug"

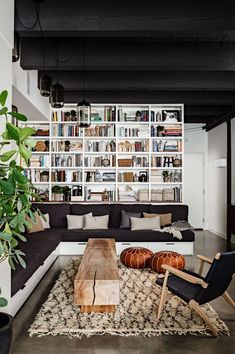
(29, 257), (229, 338)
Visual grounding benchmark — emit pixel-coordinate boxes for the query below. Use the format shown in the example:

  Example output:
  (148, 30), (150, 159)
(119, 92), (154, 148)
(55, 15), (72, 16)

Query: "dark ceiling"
(15, 0), (235, 128)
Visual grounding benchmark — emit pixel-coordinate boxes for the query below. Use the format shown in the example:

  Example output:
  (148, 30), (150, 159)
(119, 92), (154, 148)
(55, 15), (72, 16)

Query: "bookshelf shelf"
(21, 103), (184, 202)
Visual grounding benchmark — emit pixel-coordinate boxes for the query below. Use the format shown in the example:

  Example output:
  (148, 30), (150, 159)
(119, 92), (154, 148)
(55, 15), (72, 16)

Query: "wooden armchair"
(156, 251), (235, 336)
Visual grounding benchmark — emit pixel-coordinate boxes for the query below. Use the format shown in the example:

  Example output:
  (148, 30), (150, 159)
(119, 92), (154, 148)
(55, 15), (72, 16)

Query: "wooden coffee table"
(74, 238), (120, 313)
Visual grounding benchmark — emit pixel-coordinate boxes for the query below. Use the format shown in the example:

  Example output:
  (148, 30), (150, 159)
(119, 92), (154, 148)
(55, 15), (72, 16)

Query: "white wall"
(206, 123), (227, 238)
(232, 118), (235, 205)
(12, 61), (50, 121)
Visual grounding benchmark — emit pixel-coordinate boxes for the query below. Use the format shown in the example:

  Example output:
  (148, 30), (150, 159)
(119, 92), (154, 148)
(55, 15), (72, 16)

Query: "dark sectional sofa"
(11, 203), (195, 297)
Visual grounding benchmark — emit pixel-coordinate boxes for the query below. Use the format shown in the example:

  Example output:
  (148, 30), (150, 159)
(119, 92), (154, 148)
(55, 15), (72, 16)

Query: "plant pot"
(0, 312), (13, 354)
(53, 193), (62, 201)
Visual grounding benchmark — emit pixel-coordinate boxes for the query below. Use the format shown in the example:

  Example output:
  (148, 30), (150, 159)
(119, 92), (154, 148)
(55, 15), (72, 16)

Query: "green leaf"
(11, 237), (18, 248)
(15, 253), (26, 268)
(20, 194), (29, 206)
(8, 257), (15, 270)
(0, 150), (17, 162)
(8, 111), (27, 122)
(6, 123), (19, 141)
(0, 232), (12, 241)
(19, 143), (31, 164)
(13, 232), (26, 242)
(0, 90), (8, 107)
(0, 297), (8, 307)
(13, 169), (27, 184)
(0, 107), (8, 115)
(0, 180), (14, 194)
(19, 127), (36, 140)
(25, 138), (36, 148)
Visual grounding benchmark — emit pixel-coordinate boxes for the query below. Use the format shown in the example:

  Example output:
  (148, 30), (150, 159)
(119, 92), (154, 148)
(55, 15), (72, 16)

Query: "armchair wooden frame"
(156, 253), (235, 336)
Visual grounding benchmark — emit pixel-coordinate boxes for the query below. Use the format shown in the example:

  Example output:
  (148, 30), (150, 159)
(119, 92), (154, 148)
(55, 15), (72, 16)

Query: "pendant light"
(77, 42), (91, 128)
(50, 46), (64, 108)
(40, 48), (52, 97)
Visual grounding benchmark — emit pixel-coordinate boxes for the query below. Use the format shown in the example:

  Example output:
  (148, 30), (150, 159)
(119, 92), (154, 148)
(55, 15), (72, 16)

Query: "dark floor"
(11, 231), (235, 354)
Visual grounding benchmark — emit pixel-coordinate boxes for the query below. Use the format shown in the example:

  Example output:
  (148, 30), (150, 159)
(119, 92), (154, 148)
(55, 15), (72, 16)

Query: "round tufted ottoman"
(150, 251), (185, 273)
(120, 247), (153, 269)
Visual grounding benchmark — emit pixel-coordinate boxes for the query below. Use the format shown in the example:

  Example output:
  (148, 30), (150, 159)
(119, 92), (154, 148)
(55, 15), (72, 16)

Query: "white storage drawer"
(148, 242), (193, 255)
(59, 242), (87, 255)
(116, 242), (148, 255)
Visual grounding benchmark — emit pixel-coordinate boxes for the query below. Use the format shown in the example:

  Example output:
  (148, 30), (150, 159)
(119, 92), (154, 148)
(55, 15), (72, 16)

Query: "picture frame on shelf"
(162, 110), (181, 122)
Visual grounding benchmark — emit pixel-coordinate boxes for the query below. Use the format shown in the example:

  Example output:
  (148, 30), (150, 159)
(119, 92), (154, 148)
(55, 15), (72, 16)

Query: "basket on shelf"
(118, 159), (133, 167)
(151, 189), (163, 202)
(163, 188), (175, 202)
(138, 189), (149, 201)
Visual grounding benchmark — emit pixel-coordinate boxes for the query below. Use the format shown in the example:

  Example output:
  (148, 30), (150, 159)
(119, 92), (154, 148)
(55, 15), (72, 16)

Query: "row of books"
(151, 126), (182, 137)
(118, 140), (149, 152)
(23, 170), (46, 183)
(29, 155), (50, 167)
(91, 107), (116, 122)
(84, 187), (115, 201)
(151, 156), (182, 168)
(152, 140), (182, 152)
(52, 111), (77, 122)
(51, 170), (82, 183)
(84, 155), (116, 168)
(51, 154), (82, 167)
(51, 124), (80, 137)
(51, 141), (83, 152)
(85, 140), (116, 152)
(118, 109), (149, 122)
(118, 126), (149, 138)
(84, 125), (115, 137)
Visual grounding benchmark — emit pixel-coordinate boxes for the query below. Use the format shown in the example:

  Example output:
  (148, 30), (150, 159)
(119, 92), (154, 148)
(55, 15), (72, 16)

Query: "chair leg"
(156, 270), (169, 321)
(189, 300), (218, 336)
(223, 291), (235, 311)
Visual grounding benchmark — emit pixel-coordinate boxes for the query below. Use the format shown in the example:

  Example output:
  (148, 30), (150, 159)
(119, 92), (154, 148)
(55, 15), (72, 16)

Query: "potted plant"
(0, 90), (39, 354)
(62, 186), (71, 202)
(52, 185), (63, 201)
(162, 170), (169, 182)
(41, 170), (49, 182)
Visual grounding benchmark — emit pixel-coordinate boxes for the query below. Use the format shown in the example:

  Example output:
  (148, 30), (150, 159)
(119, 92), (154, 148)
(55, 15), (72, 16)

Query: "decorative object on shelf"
(163, 156), (174, 167)
(41, 170), (49, 182)
(162, 110), (180, 122)
(65, 140), (70, 151)
(120, 247), (153, 269)
(35, 141), (46, 152)
(173, 157), (182, 167)
(156, 125), (165, 137)
(77, 42), (91, 128)
(94, 170), (102, 182)
(52, 185), (63, 201)
(150, 251), (185, 273)
(63, 186), (71, 202)
(118, 158), (132, 167)
(157, 140), (165, 152)
(138, 171), (148, 182)
(162, 170), (170, 183)
(71, 110), (77, 121)
(102, 189), (110, 202)
(138, 189), (149, 201)
(101, 157), (110, 167)
(35, 128), (49, 136)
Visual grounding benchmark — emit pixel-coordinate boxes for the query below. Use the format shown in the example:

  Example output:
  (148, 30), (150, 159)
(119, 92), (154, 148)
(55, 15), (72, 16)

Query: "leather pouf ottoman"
(120, 247), (153, 269)
(150, 251), (185, 273)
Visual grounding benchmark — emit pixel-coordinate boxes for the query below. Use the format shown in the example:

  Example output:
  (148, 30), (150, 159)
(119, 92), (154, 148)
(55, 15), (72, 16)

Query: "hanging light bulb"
(50, 82), (64, 108)
(40, 73), (52, 97)
(77, 42), (91, 127)
(77, 99), (91, 127)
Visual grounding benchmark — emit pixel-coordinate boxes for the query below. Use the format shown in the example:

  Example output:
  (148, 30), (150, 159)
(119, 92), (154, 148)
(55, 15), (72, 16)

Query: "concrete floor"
(11, 231), (235, 354)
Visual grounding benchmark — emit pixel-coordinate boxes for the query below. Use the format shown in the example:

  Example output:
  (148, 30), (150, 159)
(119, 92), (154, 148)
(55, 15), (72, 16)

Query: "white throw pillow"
(67, 213), (92, 229)
(83, 214), (109, 230)
(130, 216), (160, 231)
(40, 213), (50, 229)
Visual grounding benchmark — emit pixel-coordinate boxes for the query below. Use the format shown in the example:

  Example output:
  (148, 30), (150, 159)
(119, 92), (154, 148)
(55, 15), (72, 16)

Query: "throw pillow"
(67, 213), (92, 229)
(143, 212), (172, 227)
(83, 214), (109, 230)
(26, 212), (44, 233)
(131, 216), (160, 231)
(120, 210), (141, 229)
(40, 213), (50, 229)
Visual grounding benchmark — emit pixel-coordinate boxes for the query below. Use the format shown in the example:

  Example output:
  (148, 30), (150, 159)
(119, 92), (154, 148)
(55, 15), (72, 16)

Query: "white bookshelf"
(21, 103), (184, 203)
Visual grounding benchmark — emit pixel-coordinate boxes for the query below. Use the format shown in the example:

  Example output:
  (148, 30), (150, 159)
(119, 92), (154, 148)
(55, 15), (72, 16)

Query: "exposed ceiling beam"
(38, 70), (235, 91)
(15, 0), (235, 37)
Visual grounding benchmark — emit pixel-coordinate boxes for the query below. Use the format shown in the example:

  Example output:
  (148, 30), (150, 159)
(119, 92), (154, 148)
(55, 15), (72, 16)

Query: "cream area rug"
(29, 257), (229, 338)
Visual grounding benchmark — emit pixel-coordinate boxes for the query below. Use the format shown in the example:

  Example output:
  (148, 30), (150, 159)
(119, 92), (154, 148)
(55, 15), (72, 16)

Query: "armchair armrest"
(197, 255), (213, 264)
(161, 264), (208, 288)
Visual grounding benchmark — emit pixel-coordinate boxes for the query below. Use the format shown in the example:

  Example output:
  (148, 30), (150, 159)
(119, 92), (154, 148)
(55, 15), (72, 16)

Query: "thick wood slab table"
(74, 238), (120, 313)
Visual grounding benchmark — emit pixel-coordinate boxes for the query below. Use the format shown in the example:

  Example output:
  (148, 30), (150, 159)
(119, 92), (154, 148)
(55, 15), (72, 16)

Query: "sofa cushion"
(70, 204), (112, 226)
(110, 204), (149, 228)
(11, 230), (61, 296)
(83, 214), (109, 230)
(149, 204), (188, 222)
(25, 212), (44, 233)
(131, 216), (160, 230)
(143, 212), (172, 227)
(120, 210), (141, 229)
(32, 203), (70, 228)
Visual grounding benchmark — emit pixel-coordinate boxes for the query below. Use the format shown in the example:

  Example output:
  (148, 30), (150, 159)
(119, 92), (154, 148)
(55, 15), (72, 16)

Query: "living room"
(0, 1), (235, 354)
